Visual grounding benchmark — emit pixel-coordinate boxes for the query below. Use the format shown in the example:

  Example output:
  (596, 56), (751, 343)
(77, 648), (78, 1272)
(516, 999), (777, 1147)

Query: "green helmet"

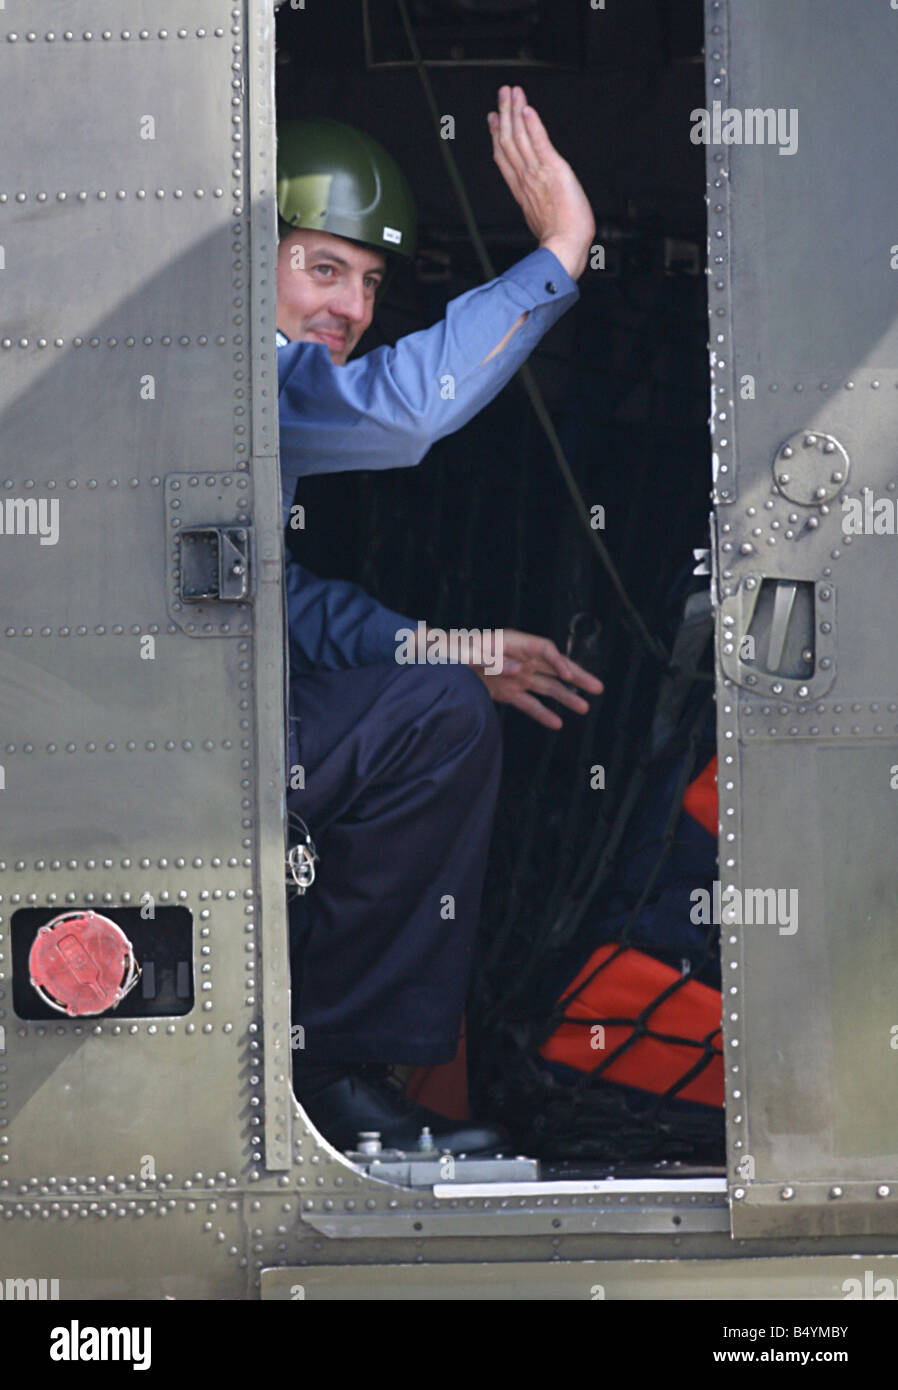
(276, 118), (417, 262)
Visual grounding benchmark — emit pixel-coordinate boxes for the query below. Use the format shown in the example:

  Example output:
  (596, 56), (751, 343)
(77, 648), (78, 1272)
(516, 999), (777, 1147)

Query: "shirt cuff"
(499, 245), (580, 308)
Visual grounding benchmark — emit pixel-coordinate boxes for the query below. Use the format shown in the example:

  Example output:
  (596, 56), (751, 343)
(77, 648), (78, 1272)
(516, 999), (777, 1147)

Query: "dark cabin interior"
(277, 0), (722, 1170)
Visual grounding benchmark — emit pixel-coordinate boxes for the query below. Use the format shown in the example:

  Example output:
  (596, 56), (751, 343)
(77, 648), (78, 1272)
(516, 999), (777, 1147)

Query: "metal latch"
(719, 574), (836, 698)
(179, 526), (251, 603)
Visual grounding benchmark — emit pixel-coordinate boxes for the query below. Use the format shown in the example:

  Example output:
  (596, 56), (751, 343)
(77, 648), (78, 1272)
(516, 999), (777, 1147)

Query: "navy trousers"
(286, 661), (502, 1065)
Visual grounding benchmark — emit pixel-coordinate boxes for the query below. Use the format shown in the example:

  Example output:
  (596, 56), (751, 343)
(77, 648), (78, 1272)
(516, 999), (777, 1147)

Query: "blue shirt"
(278, 246), (578, 671)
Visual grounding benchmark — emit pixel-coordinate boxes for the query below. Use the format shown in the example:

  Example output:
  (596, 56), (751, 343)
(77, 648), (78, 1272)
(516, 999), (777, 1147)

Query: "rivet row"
(5, 29), (226, 44)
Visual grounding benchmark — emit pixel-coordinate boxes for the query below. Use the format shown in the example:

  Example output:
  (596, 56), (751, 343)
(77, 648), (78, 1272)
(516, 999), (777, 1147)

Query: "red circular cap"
(29, 911), (136, 1016)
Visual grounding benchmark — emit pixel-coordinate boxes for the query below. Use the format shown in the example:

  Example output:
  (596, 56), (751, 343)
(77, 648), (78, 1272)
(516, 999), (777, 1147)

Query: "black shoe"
(296, 1068), (508, 1156)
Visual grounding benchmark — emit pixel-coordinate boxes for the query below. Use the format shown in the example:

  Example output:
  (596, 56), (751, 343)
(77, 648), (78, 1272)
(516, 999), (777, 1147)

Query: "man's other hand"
(487, 85), (596, 281)
(472, 627), (604, 730)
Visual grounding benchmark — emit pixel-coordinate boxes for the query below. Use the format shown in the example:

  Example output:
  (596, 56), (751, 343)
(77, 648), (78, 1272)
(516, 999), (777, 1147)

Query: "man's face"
(276, 228), (386, 364)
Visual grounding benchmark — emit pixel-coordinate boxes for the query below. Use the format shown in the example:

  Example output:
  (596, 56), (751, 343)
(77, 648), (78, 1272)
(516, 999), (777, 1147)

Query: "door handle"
(719, 574), (835, 697)
(178, 526), (252, 604)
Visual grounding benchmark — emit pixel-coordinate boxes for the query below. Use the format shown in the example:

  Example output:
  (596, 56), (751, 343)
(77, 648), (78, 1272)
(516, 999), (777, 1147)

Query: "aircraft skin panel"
(5, 0), (898, 1295)
(705, 0), (898, 1237)
(260, 1254), (898, 1302)
(0, 0), (290, 1296)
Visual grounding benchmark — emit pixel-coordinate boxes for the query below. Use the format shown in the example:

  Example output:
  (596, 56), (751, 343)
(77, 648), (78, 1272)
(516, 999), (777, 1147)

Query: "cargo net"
(468, 621), (725, 1165)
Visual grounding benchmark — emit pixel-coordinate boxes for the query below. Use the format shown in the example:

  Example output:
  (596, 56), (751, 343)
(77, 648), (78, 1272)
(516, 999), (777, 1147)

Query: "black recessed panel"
(11, 906), (194, 1020)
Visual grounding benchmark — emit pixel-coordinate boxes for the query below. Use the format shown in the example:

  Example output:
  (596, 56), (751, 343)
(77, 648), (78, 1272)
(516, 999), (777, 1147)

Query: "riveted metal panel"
(240, 0), (292, 1170)
(0, 1200), (248, 1301)
(13, 0), (898, 1292)
(0, 0), (287, 1294)
(704, 0), (898, 1237)
(261, 1254), (898, 1300)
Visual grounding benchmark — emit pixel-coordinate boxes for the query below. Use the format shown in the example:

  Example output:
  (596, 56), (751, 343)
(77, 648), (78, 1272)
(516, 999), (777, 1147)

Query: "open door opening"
(278, 0), (723, 1182)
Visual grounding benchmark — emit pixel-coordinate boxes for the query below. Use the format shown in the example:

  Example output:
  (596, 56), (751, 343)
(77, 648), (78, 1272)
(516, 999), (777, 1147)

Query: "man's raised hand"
(487, 85), (596, 281)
